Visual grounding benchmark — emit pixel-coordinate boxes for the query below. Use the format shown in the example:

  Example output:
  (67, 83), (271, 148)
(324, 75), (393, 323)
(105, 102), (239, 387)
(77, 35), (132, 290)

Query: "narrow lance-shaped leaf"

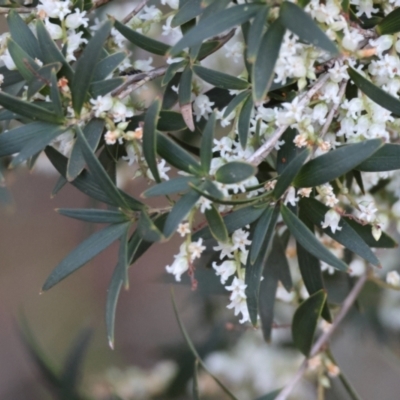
(106, 226), (131, 348)
(72, 20), (113, 115)
(247, 6), (269, 63)
(50, 69), (63, 118)
(138, 212), (165, 242)
(162, 60), (187, 86)
(273, 148), (310, 199)
(205, 204), (229, 243)
(164, 189), (201, 238)
(8, 39), (39, 81)
(142, 176), (200, 198)
(376, 7), (400, 35)
(281, 204), (348, 271)
(27, 62), (62, 99)
(157, 110), (186, 131)
(113, 19), (170, 55)
(292, 289), (327, 356)
(171, 0), (203, 27)
(300, 197), (380, 266)
(224, 90), (250, 118)
(90, 77), (124, 97)
(92, 51), (126, 82)
(43, 222), (131, 291)
(179, 65), (194, 131)
(143, 98), (162, 183)
(279, 2), (338, 54)
(356, 144), (400, 172)
(348, 67), (400, 117)
(294, 139), (383, 188)
(67, 118), (105, 181)
(249, 206), (274, 264)
(215, 161), (256, 184)
(200, 111), (216, 173)
(238, 94), (253, 149)
(57, 208), (129, 224)
(252, 18), (285, 103)
(246, 204), (280, 325)
(75, 126), (137, 209)
(170, 4), (264, 56)
(193, 65), (249, 90)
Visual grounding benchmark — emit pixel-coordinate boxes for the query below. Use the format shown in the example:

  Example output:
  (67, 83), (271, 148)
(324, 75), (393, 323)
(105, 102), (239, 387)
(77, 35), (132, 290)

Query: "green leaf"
(36, 19), (74, 82)
(157, 132), (203, 175)
(215, 161), (256, 184)
(348, 67), (400, 117)
(274, 149), (310, 200)
(142, 176), (200, 198)
(114, 19), (170, 55)
(238, 94), (253, 149)
(192, 204), (266, 240)
(246, 204), (280, 325)
(300, 198), (380, 266)
(223, 90), (250, 118)
(0, 66), (23, 87)
(76, 126), (142, 209)
(246, 6), (269, 63)
(10, 125), (66, 168)
(72, 20), (113, 115)
(67, 118), (105, 181)
(254, 389), (282, 400)
(200, 111), (216, 173)
(171, 290), (240, 400)
(356, 144), (400, 172)
(143, 99), (162, 183)
(90, 77), (124, 97)
(162, 60), (187, 86)
(157, 110), (186, 132)
(205, 204), (228, 243)
(292, 289), (327, 356)
(170, 4), (264, 56)
(50, 69), (63, 118)
(0, 122), (61, 157)
(43, 222), (131, 291)
(57, 208), (129, 224)
(8, 10), (42, 60)
(179, 64), (193, 107)
(8, 38), (39, 81)
(27, 62), (62, 99)
(92, 51), (126, 81)
(106, 226), (130, 348)
(279, 2), (338, 54)
(376, 7), (400, 34)
(0, 88), (64, 124)
(252, 18), (285, 103)
(281, 204), (348, 271)
(294, 139), (383, 188)
(345, 218), (397, 248)
(172, 0), (203, 27)
(164, 189), (201, 237)
(138, 212), (165, 242)
(249, 205), (276, 265)
(193, 65), (249, 90)
(276, 128), (301, 174)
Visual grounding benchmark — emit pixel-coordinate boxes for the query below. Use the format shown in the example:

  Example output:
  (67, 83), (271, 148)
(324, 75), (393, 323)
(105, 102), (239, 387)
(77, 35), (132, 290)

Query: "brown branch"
(121, 0), (149, 24)
(0, 6), (33, 13)
(274, 273), (368, 400)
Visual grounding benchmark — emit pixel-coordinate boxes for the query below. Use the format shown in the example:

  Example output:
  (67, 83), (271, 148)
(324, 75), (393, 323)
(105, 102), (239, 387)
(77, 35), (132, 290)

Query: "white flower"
(104, 130), (121, 145)
(166, 57), (185, 64)
(321, 209), (342, 234)
(386, 271), (400, 286)
(358, 202), (377, 223)
(213, 241), (235, 259)
(223, 41), (244, 64)
(293, 133), (308, 148)
(188, 238), (206, 261)
(134, 57), (154, 72)
(90, 95), (113, 117)
(232, 229), (251, 252)
(111, 28), (126, 47)
(177, 223), (190, 237)
(65, 8), (88, 29)
(161, 0), (179, 9)
(140, 5), (162, 22)
(349, 259), (365, 277)
(215, 107), (235, 128)
(276, 283), (295, 303)
(212, 137), (233, 158)
(44, 18), (63, 40)
(284, 186), (299, 206)
(110, 101), (134, 123)
(197, 196), (212, 213)
(227, 296), (250, 323)
(0, 74), (4, 86)
(38, 0), (72, 20)
(298, 188), (312, 197)
(122, 143), (138, 165)
(212, 260), (236, 284)
(0, 49), (16, 70)
(162, 16), (182, 41)
(321, 262), (335, 275)
(147, 159), (171, 181)
(166, 254), (189, 281)
(226, 277), (249, 323)
(66, 30), (88, 61)
(193, 94), (214, 121)
(312, 103), (328, 125)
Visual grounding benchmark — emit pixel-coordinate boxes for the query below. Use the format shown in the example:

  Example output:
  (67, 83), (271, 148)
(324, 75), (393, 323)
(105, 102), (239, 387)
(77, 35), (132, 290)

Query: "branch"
(121, 0), (149, 24)
(0, 6), (33, 13)
(274, 273), (368, 400)
(246, 73), (331, 166)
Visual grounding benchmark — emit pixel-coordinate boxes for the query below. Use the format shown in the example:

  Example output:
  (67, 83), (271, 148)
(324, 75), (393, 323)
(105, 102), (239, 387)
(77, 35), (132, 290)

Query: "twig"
(0, 6), (33, 13)
(121, 0), (149, 24)
(318, 79), (347, 140)
(275, 273), (368, 400)
(246, 73), (331, 166)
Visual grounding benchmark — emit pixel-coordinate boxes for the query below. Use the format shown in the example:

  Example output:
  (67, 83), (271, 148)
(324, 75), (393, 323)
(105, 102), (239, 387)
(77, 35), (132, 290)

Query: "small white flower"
(38, 0), (72, 20)
(349, 259), (365, 277)
(104, 130), (121, 145)
(188, 238), (206, 261)
(232, 229), (251, 252)
(284, 186), (299, 206)
(298, 188), (312, 197)
(147, 159), (171, 181)
(193, 94), (214, 121)
(90, 95), (113, 117)
(197, 196), (212, 213)
(386, 270), (400, 286)
(213, 241), (235, 259)
(166, 255), (189, 281)
(0, 49), (16, 70)
(161, 0), (179, 8)
(110, 101), (134, 123)
(321, 209), (342, 234)
(44, 18), (63, 40)
(177, 223), (190, 237)
(166, 57), (185, 64)
(66, 30), (88, 61)
(134, 57), (154, 72)
(358, 202), (377, 223)
(65, 8), (88, 29)
(212, 260), (236, 284)
(140, 5), (162, 22)
(162, 15), (182, 40)
(212, 137), (233, 158)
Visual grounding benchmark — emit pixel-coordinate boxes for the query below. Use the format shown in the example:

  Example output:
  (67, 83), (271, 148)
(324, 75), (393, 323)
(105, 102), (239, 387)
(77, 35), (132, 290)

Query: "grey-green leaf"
(92, 51), (126, 82)
(215, 161), (256, 184)
(246, 6), (269, 63)
(193, 65), (249, 90)
(200, 111), (216, 173)
(292, 289), (327, 356)
(138, 212), (165, 242)
(279, 2), (338, 54)
(252, 18), (285, 103)
(294, 139), (383, 188)
(356, 144), (400, 172)
(205, 204), (228, 243)
(57, 208), (129, 224)
(281, 204), (348, 271)
(43, 222), (131, 291)
(238, 94), (253, 149)
(142, 176), (200, 198)
(376, 8), (400, 35)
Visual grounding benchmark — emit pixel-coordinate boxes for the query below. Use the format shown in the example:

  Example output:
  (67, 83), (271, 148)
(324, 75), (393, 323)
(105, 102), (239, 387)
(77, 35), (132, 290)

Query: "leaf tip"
(108, 338), (114, 349)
